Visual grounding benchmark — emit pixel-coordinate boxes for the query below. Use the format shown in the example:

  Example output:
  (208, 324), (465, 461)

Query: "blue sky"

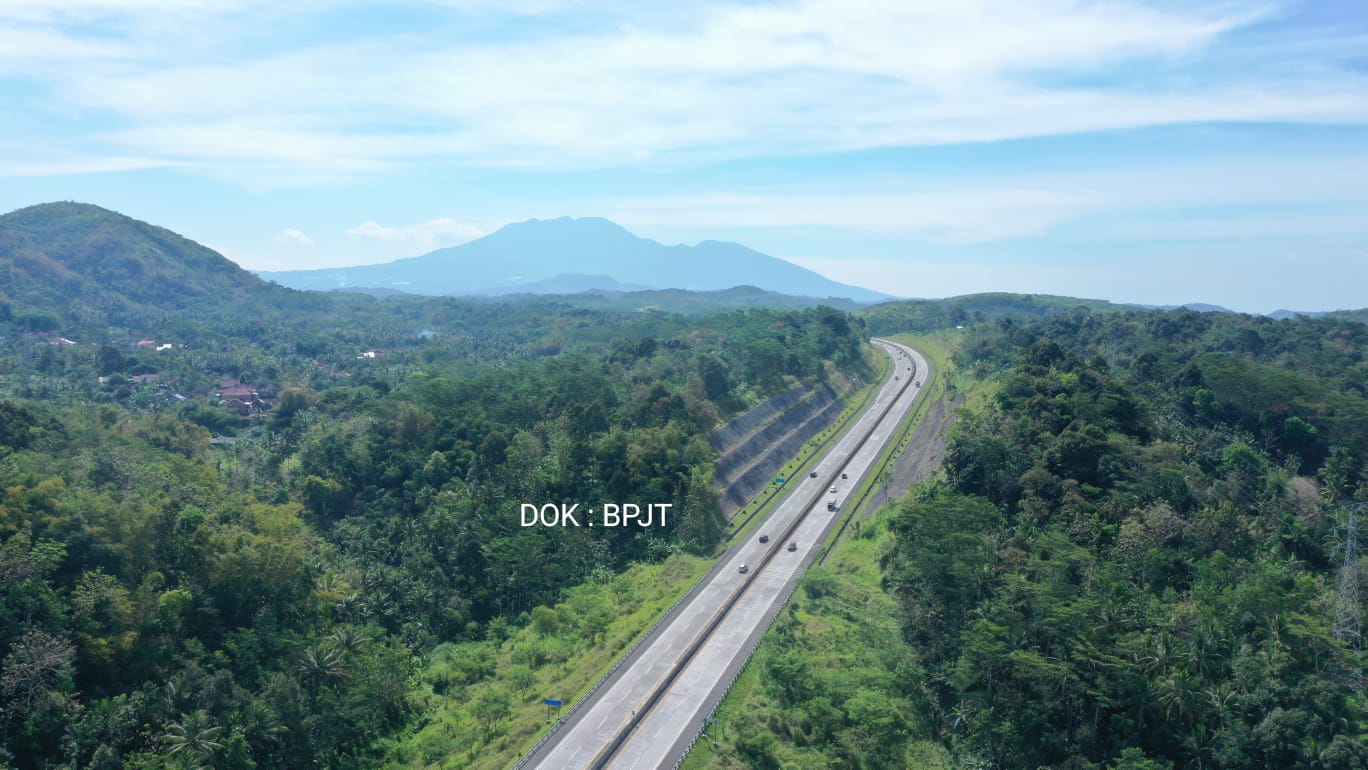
(2, 1), (1366, 313)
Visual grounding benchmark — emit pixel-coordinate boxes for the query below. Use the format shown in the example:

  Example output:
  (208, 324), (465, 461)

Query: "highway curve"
(517, 339), (929, 770)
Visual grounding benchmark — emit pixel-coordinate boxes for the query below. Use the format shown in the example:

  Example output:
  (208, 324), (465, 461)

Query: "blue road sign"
(544, 699), (563, 708)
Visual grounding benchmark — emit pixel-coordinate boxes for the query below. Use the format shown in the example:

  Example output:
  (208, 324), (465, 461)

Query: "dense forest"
(6, 204), (1368, 770)
(0, 286), (869, 768)
(889, 309), (1368, 768)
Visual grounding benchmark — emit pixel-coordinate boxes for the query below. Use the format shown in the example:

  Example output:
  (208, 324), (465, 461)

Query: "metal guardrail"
(513, 340), (915, 769)
(726, 368), (885, 538)
(510, 549), (733, 769)
(587, 341), (915, 768)
(818, 352), (931, 565)
(671, 353), (927, 768)
(670, 575), (803, 769)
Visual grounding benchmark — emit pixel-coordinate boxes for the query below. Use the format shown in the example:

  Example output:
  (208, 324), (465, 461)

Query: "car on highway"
(738, 564), (749, 574)
(809, 470), (817, 478)
(759, 534), (769, 543)
(787, 541), (798, 552)
(829, 485), (837, 493)
(841, 472), (847, 479)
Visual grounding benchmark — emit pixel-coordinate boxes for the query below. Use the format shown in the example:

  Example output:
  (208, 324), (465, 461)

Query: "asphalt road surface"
(519, 339), (929, 770)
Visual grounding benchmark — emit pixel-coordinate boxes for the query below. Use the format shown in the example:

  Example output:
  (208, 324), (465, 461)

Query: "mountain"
(259, 217), (890, 302)
(0, 201), (273, 324)
(1268, 309), (1327, 320)
(471, 272), (654, 295)
(506, 284), (868, 314)
(1125, 301), (1236, 313)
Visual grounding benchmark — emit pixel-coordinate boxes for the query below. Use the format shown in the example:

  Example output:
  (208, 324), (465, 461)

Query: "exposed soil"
(861, 393), (963, 519)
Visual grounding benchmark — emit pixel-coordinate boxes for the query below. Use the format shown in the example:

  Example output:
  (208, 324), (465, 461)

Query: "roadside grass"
(679, 335), (975, 770)
(680, 509), (951, 770)
(377, 554), (711, 769)
(381, 341), (914, 768)
(817, 339), (938, 559)
(722, 343), (891, 546)
(888, 329), (998, 412)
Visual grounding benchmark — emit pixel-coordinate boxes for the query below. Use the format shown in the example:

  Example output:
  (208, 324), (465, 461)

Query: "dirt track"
(861, 393), (963, 518)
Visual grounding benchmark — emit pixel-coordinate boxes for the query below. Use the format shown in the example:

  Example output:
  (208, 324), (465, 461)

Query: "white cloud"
(596, 190), (1083, 243)
(276, 228), (315, 247)
(7, 1), (1367, 179)
(584, 154), (1368, 244)
(0, 155), (179, 177)
(346, 216), (486, 250)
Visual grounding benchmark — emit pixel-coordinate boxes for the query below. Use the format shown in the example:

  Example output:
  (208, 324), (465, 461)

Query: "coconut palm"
(162, 710), (225, 766)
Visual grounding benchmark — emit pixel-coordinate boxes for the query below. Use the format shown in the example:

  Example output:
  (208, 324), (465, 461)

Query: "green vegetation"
(891, 307), (1368, 768)
(0, 242), (873, 770)
(382, 554), (712, 768)
(682, 510), (950, 770)
(0, 202), (274, 325)
(685, 309), (1368, 770)
(7, 201), (1368, 769)
(859, 292), (1146, 337)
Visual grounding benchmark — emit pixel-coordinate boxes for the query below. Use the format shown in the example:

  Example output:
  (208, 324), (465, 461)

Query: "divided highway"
(517, 340), (929, 769)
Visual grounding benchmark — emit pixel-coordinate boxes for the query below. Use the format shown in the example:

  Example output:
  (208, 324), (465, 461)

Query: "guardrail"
(725, 359), (887, 538)
(510, 547), (733, 769)
(513, 340), (916, 769)
(818, 350), (932, 565)
(585, 341), (915, 768)
(670, 572), (803, 769)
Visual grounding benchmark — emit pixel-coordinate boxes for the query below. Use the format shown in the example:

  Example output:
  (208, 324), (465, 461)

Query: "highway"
(517, 339), (929, 770)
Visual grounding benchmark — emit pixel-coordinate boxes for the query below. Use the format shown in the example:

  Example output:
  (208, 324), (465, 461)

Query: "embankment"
(710, 383), (844, 517)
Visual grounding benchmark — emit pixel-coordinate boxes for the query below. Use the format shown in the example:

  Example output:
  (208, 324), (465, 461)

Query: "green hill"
(0, 201), (274, 326)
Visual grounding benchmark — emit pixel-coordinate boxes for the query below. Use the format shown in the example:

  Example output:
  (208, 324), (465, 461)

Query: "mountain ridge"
(258, 216), (891, 302)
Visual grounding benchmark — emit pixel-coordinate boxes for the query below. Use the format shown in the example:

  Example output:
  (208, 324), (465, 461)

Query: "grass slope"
(679, 511), (950, 770)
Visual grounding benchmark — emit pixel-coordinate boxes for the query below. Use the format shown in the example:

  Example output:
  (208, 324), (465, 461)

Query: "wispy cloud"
(0, 155), (181, 178)
(347, 217), (486, 250)
(6, 1), (1367, 180)
(585, 154), (1368, 244)
(276, 228), (315, 247)
(594, 190), (1083, 243)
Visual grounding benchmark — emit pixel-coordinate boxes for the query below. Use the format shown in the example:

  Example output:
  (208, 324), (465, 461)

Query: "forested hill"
(859, 293), (1155, 335)
(857, 293), (1368, 336)
(891, 308), (1368, 768)
(0, 202), (278, 326)
(0, 290), (870, 767)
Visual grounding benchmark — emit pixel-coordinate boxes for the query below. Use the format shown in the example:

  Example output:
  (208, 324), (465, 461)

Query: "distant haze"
(258, 217), (890, 303)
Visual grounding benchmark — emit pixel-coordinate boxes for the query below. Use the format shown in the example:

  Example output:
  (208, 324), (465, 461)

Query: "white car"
(829, 486), (837, 493)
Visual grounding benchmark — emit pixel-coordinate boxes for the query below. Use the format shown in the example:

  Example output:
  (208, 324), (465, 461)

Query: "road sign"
(544, 699), (563, 707)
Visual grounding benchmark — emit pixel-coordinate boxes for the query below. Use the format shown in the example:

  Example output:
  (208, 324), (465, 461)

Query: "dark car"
(787, 541), (798, 552)
(809, 470), (817, 478)
(759, 534), (769, 543)
(739, 564), (749, 574)
(841, 472), (848, 479)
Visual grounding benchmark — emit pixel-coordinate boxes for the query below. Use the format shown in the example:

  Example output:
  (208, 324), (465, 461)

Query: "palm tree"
(326, 625), (370, 656)
(231, 700), (288, 755)
(162, 710), (225, 767)
(297, 643), (350, 695)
